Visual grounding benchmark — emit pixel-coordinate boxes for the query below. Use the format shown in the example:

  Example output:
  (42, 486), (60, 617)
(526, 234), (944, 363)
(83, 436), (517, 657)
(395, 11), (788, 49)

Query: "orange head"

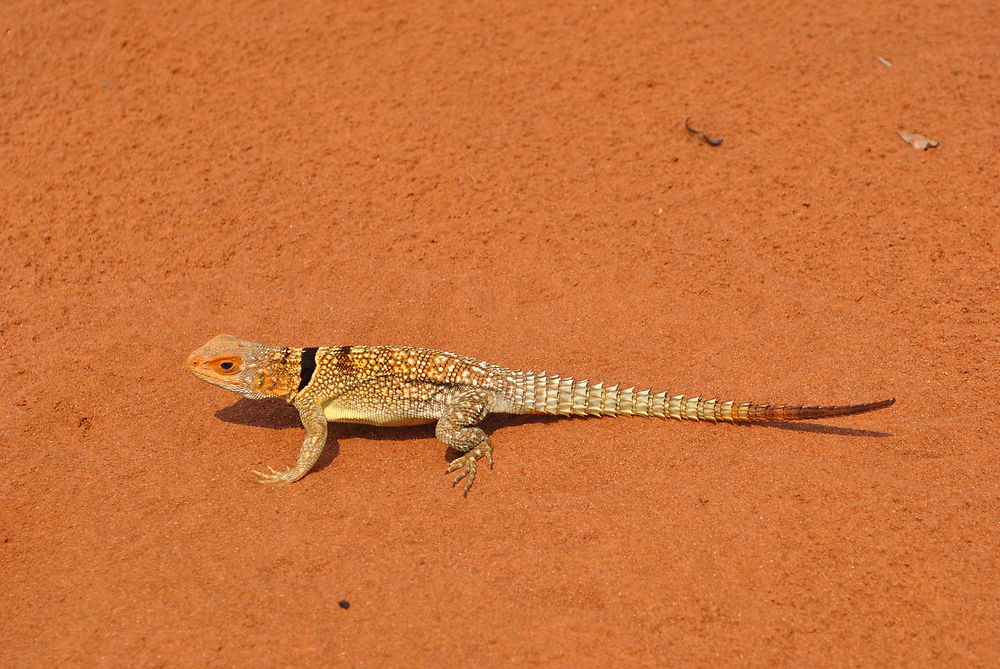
(186, 334), (296, 399)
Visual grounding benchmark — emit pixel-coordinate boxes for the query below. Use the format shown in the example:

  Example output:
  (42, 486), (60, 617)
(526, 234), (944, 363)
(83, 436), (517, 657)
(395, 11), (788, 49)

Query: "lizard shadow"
(214, 398), (303, 430)
(215, 398), (565, 435)
(741, 421), (893, 438)
(215, 399), (891, 471)
(214, 399), (567, 468)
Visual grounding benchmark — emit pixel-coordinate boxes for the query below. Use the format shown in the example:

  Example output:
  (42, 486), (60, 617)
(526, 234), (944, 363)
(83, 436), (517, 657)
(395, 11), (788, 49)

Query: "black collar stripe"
(298, 347), (318, 392)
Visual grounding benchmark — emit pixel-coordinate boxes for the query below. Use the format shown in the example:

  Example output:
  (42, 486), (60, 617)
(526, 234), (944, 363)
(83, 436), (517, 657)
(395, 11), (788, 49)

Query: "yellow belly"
(322, 400), (435, 427)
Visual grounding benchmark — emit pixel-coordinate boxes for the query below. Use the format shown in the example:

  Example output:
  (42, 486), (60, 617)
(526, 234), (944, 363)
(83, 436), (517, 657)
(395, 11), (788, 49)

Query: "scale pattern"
(504, 371), (895, 421)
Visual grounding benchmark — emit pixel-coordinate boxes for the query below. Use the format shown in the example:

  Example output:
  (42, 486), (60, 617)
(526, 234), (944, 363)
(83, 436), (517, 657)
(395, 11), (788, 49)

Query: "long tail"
(509, 372), (894, 422)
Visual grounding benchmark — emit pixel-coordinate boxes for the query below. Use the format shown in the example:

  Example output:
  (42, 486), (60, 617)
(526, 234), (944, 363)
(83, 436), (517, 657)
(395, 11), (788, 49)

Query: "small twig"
(684, 117), (723, 146)
(877, 56), (893, 67)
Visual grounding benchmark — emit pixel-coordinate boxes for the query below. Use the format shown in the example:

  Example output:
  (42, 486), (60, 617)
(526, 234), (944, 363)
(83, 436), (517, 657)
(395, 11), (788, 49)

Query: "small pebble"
(897, 131), (939, 150)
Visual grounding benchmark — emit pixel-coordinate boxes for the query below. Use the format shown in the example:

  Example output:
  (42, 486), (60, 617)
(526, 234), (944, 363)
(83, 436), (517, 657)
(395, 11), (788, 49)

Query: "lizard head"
(186, 334), (294, 400)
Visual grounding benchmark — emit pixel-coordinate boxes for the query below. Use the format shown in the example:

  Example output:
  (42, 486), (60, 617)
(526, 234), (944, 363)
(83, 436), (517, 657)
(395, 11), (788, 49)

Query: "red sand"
(2, 1), (997, 666)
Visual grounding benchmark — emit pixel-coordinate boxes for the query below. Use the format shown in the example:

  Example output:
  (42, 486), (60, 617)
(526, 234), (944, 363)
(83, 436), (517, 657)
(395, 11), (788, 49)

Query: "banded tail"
(513, 372), (894, 422)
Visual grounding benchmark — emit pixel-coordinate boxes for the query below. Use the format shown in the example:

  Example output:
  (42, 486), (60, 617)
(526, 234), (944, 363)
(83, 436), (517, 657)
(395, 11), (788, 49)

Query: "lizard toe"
(444, 442), (493, 495)
(251, 465), (303, 485)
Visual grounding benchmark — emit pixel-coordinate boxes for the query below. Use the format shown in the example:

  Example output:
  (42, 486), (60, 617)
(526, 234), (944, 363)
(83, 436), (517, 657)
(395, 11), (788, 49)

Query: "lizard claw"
(445, 441), (493, 496)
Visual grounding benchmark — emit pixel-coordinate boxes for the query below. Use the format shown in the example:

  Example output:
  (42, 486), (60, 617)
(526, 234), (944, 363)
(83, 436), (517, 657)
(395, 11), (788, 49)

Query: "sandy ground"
(2, 0), (998, 666)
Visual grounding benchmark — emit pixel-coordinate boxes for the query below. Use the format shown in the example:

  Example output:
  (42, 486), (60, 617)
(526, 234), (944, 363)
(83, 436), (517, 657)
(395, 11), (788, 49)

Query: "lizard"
(185, 334), (895, 495)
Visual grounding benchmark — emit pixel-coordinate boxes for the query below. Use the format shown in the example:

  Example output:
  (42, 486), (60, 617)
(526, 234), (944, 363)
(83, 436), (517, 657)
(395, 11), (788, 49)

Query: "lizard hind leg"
(437, 388), (495, 496)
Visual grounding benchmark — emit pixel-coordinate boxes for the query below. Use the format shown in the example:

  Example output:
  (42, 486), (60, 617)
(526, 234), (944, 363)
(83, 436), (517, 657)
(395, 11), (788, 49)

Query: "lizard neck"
(245, 345), (305, 401)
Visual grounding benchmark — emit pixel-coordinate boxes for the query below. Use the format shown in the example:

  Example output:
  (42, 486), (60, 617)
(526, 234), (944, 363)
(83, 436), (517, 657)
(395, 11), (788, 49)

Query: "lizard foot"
(251, 465), (307, 486)
(445, 440), (493, 496)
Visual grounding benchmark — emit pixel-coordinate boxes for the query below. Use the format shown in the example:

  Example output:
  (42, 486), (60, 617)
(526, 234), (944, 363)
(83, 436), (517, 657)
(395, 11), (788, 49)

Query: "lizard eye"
(212, 358), (242, 374)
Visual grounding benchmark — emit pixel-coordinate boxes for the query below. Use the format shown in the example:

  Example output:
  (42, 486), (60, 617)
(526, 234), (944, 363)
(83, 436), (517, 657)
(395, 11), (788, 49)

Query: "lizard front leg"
(437, 388), (495, 495)
(252, 400), (328, 485)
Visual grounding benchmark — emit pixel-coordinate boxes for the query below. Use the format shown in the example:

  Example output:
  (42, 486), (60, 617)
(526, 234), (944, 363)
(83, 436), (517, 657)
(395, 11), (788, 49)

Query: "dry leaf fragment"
(897, 130), (939, 150)
(685, 118), (723, 146)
